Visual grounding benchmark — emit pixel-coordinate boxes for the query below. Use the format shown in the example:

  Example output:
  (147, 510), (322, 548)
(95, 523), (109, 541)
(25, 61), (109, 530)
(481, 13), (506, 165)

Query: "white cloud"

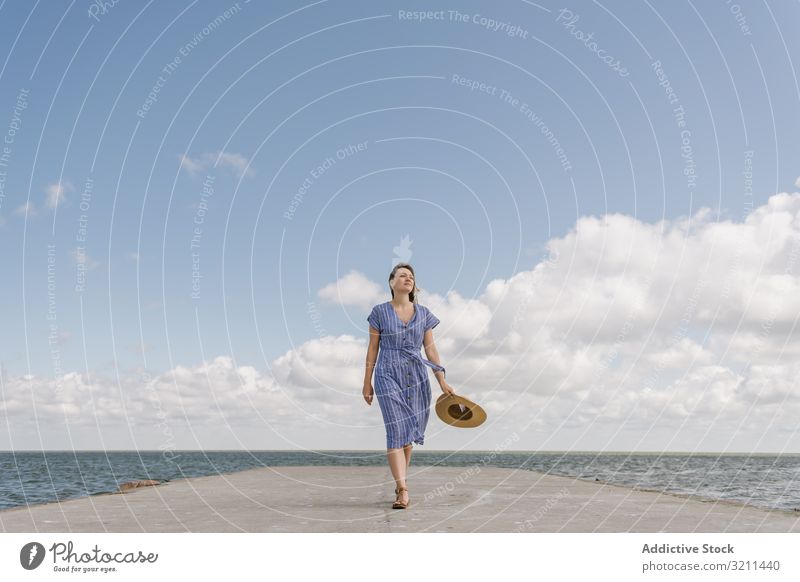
(317, 270), (384, 310)
(179, 151), (255, 179)
(795, 176), (800, 189)
(0, 356), (294, 427)
(316, 272), (493, 341)
(217, 152), (252, 178)
(7, 192), (800, 451)
(14, 201), (36, 217)
(178, 153), (205, 175)
(308, 192), (800, 448)
(45, 180), (74, 209)
(419, 290), (492, 341)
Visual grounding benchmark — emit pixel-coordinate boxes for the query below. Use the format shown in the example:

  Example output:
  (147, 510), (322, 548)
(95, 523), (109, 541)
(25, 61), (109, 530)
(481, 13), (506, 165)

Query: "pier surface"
(2, 466), (798, 532)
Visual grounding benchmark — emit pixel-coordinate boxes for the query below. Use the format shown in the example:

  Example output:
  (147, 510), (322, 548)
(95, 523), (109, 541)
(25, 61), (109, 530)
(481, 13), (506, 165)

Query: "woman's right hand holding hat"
(440, 381), (456, 397)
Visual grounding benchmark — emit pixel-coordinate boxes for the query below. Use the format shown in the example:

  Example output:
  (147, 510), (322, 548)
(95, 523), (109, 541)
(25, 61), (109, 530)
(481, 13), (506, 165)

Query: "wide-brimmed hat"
(435, 393), (487, 428)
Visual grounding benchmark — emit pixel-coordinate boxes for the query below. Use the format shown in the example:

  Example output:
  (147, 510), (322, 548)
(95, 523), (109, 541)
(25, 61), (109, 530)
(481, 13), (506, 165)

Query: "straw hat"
(435, 393), (487, 428)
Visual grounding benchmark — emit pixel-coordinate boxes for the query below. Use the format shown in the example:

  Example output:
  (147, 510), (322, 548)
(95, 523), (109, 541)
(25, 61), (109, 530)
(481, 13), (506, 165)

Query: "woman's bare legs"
(387, 443), (414, 504)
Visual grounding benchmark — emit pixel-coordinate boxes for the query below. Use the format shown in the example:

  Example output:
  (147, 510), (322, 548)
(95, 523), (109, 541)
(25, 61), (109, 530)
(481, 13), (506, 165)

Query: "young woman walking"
(363, 263), (455, 509)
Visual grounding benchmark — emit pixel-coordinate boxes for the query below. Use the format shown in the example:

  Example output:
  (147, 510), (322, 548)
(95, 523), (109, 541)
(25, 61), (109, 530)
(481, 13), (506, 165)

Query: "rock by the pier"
(118, 479), (161, 492)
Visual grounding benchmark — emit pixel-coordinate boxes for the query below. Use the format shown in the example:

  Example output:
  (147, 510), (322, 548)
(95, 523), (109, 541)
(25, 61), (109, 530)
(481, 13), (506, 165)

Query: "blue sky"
(1, 1), (799, 451)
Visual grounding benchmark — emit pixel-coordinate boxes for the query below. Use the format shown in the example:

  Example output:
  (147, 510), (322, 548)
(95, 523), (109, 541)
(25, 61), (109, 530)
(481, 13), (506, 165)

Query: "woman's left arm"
(423, 329), (454, 394)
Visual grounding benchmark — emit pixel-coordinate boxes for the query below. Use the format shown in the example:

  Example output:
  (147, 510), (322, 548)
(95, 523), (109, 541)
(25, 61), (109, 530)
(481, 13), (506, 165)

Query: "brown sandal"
(392, 486), (410, 509)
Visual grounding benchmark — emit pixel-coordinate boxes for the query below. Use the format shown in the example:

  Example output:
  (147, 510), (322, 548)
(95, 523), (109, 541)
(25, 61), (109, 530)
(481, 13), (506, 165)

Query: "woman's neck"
(391, 295), (412, 306)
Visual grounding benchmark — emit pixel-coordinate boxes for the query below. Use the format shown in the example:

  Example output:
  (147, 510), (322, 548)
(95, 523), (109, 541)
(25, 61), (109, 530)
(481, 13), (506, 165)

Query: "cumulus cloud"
(302, 192), (800, 448)
(0, 347), (384, 449)
(6, 192), (800, 450)
(179, 151), (255, 179)
(1, 356), (295, 426)
(317, 270), (384, 310)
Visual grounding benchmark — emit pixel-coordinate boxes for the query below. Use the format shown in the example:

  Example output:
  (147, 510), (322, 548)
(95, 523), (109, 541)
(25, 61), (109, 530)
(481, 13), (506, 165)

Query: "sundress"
(367, 301), (446, 449)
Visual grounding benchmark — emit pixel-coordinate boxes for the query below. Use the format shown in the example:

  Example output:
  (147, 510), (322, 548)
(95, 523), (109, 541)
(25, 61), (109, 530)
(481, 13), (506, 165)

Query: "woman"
(362, 263), (456, 509)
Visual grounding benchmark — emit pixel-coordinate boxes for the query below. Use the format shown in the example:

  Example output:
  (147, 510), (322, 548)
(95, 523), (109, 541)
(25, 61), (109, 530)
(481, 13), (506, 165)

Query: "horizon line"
(1, 449), (798, 455)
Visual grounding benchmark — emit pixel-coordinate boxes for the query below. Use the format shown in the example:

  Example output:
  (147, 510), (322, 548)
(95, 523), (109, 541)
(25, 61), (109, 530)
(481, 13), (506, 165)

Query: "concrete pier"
(2, 466), (798, 532)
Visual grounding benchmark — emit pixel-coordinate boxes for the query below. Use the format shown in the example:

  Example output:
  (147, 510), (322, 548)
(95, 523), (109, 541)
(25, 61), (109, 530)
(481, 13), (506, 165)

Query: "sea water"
(1, 450), (798, 512)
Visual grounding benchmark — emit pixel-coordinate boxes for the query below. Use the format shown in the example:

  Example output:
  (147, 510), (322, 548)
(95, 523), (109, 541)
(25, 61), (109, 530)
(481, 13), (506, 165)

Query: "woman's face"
(391, 268), (415, 296)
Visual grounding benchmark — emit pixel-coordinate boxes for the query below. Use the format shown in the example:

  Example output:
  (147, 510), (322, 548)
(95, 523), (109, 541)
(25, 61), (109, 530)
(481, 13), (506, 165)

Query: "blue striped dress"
(367, 301), (446, 449)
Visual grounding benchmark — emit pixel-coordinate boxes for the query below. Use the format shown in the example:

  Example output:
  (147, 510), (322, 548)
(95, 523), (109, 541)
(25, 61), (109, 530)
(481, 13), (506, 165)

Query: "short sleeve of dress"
(424, 307), (440, 331)
(367, 305), (381, 331)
